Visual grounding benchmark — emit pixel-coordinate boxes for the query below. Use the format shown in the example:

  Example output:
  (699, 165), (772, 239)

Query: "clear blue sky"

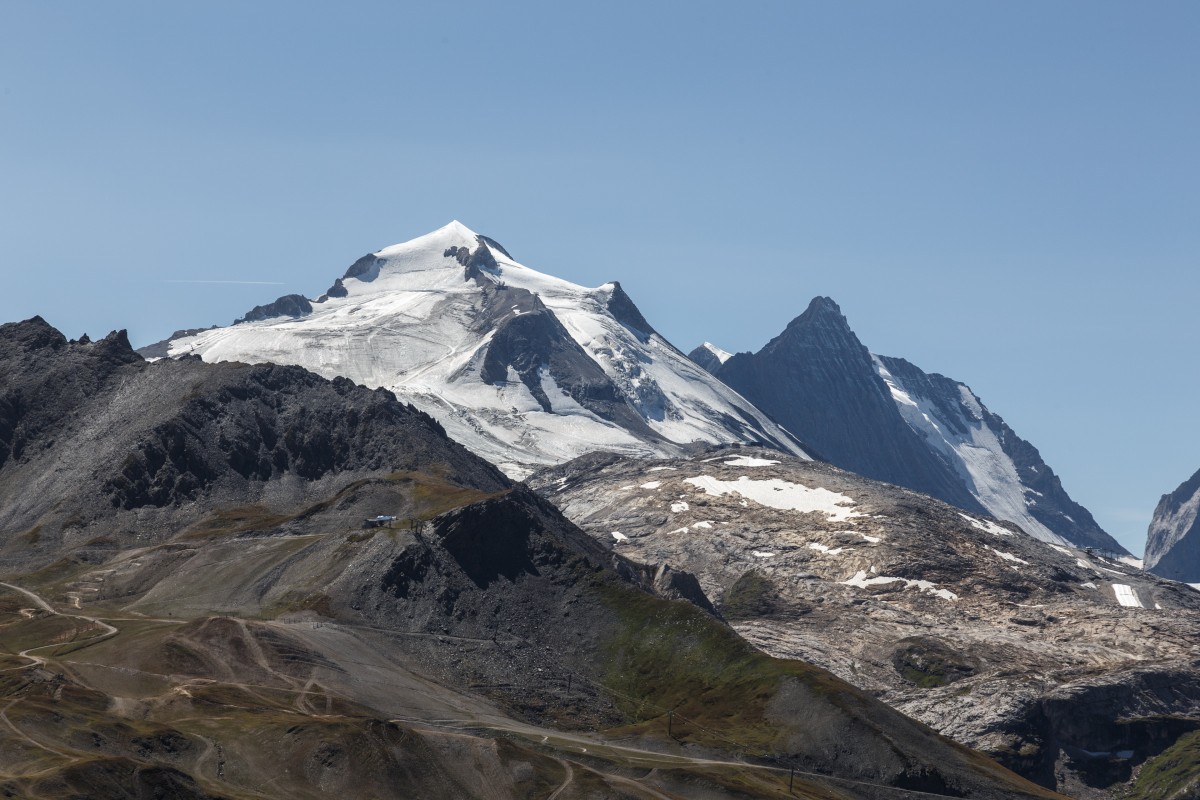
(3, 2), (1197, 554)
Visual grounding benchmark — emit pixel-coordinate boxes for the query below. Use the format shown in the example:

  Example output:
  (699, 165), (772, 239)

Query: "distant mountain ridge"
(1145, 466), (1200, 581)
(702, 297), (1126, 554)
(145, 222), (810, 477)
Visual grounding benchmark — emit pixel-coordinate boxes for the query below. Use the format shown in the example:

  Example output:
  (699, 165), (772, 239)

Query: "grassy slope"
(595, 580), (1063, 799)
(1127, 731), (1200, 800)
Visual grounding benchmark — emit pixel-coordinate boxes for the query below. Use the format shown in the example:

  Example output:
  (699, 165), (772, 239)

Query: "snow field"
(841, 570), (958, 602)
(683, 475), (863, 521)
(1111, 583), (1144, 608)
(722, 456), (780, 467)
(959, 513), (1015, 538)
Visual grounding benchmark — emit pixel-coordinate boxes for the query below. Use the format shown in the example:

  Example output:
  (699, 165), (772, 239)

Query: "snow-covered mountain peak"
(686, 342), (734, 375)
(153, 223), (810, 476)
(376, 219), (480, 259)
(701, 342), (732, 363)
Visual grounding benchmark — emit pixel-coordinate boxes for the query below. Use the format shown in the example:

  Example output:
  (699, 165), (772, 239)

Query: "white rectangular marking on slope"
(1112, 583), (1143, 608)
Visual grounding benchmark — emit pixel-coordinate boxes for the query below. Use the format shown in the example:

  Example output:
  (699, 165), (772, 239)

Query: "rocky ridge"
(531, 446), (1200, 799)
(1145, 466), (1200, 582)
(705, 297), (1126, 554)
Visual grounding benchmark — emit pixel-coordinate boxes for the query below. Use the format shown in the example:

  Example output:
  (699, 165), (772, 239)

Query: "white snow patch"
(692, 521), (713, 529)
(1118, 556), (1145, 569)
(700, 341), (733, 364)
(860, 533), (882, 543)
(1050, 545), (1073, 555)
(1081, 582), (1098, 589)
(611, 532), (628, 542)
(988, 546), (1030, 565)
(669, 527), (690, 534)
(1112, 584), (1143, 608)
(959, 514), (1014, 537)
(722, 456), (780, 467)
(1190, 584), (1200, 593)
(684, 475), (862, 521)
(751, 551), (776, 558)
(647, 465), (677, 472)
(670, 501), (690, 513)
(841, 570), (958, 601)
(808, 543), (846, 555)
(640, 481), (662, 490)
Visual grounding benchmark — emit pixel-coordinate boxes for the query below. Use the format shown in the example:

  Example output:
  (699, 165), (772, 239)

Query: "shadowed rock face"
(876, 355), (1123, 553)
(473, 284), (657, 437)
(605, 281), (659, 341)
(709, 297), (1126, 554)
(235, 294), (313, 324)
(1145, 467), (1200, 581)
(530, 445), (1200, 799)
(688, 343), (727, 374)
(715, 298), (986, 512)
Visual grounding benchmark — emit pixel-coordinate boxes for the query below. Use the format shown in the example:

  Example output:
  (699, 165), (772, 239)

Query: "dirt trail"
(0, 581), (119, 668)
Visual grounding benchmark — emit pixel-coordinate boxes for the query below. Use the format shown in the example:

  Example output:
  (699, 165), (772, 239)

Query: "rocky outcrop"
(605, 281), (659, 341)
(135, 327), (216, 359)
(341, 252), (380, 281)
(235, 294), (313, 324)
(473, 285), (657, 437)
(688, 342), (732, 374)
(1145, 467), (1200, 581)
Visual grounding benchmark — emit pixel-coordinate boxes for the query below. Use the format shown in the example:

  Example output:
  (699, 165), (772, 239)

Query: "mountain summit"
(147, 222), (809, 475)
(714, 297), (989, 514)
(704, 297), (1126, 553)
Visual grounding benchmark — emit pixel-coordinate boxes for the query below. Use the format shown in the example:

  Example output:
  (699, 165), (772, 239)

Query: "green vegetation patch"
(17, 555), (91, 590)
(0, 612), (105, 656)
(261, 591), (336, 620)
(180, 505), (296, 540)
(389, 470), (508, 521)
(1128, 730), (1200, 800)
(598, 581), (852, 752)
(891, 636), (981, 689)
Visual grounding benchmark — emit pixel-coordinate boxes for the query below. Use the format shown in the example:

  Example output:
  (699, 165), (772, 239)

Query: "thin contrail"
(162, 279), (286, 285)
